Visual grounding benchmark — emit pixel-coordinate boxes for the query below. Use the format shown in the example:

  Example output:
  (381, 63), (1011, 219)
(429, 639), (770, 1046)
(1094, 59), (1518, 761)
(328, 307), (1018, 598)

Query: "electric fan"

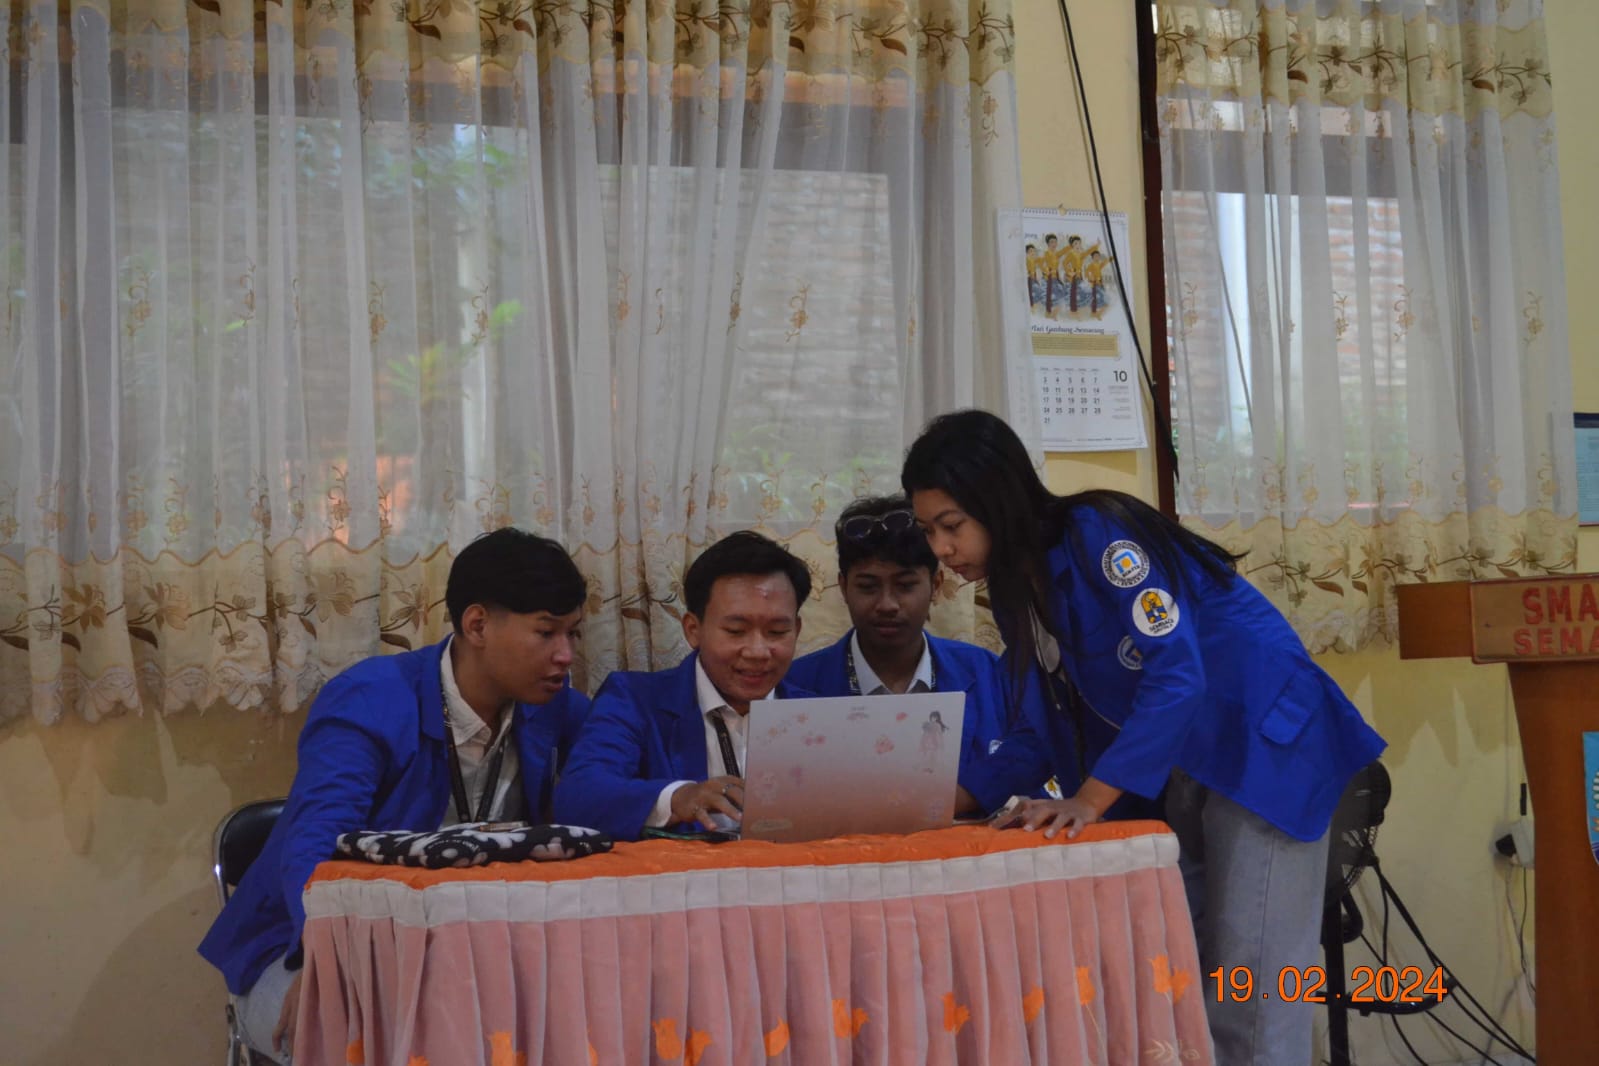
(1322, 761), (1389, 1066)
(1321, 761), (1458, 1066)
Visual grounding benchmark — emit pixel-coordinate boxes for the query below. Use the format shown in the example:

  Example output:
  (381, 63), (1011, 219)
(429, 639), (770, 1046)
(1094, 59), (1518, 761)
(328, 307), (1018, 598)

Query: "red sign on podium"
(1402, 576), (1599, 1064)
(1470, 576), (1599, 663)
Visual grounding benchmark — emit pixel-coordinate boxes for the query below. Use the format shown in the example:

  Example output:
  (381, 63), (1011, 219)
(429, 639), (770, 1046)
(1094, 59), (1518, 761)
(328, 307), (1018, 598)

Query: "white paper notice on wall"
(997, 207), (1148, 452)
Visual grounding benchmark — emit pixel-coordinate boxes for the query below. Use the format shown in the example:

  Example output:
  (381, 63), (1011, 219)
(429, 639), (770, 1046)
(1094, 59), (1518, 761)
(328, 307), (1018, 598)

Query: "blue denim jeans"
(236, 952), (296, 1065)
(1166, 771), (1330, 1066)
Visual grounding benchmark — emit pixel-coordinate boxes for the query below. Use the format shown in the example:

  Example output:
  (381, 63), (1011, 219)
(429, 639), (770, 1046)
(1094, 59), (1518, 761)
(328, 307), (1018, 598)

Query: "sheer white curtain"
(0, 0), (1031, 723)
(1156, 0), (1576, 652)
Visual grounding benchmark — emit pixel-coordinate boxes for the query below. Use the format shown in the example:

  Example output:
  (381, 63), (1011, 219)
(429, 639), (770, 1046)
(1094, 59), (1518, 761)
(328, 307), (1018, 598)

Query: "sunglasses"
(836, 509), (917, 543)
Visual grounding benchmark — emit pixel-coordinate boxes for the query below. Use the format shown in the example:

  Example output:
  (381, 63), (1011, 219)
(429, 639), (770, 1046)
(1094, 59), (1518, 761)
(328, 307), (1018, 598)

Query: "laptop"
(737, 691), (966, 843)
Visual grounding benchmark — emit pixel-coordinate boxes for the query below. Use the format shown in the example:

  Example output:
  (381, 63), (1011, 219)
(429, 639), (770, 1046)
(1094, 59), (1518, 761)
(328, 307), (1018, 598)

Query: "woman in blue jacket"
(901, 409), (1385, 1066)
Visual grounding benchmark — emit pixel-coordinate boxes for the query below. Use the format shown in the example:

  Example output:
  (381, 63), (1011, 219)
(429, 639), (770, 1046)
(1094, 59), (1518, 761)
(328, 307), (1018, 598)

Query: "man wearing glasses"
(785, 495), (1057, 817)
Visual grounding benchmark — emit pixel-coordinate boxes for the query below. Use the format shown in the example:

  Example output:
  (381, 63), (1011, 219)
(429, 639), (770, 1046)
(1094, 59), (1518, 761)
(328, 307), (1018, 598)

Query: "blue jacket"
(1017, 503), (1386, 841)
(197, 639), (590, 995)
(784, 631), (1056, 813)
(552, 654), (814, 841)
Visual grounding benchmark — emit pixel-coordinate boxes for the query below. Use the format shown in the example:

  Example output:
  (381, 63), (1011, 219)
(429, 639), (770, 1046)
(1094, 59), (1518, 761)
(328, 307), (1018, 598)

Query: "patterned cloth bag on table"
(335, 822), (613, 868)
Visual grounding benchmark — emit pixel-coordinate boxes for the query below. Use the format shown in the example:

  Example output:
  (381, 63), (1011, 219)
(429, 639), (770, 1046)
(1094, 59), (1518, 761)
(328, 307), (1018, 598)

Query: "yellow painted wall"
(1555, 0), (1599, 573)
(0, 3), (1591, 1065)
(1021, 1), (1599, 1062)
(0, 711), (297, 1062)
(1016, 0), (1159, 505)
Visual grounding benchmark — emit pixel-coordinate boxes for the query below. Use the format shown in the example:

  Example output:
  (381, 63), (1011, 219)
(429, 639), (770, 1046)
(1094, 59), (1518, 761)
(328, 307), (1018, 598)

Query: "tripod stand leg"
(1323, 900), (1351, 1066)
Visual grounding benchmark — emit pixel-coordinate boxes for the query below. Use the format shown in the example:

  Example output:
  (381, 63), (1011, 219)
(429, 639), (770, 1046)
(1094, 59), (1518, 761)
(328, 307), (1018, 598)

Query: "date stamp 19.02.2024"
(1208, 965), (1449, 1004)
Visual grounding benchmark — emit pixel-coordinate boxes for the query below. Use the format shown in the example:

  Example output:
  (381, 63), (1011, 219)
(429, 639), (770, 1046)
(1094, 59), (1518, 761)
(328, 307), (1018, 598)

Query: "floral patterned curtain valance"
(0, 0), (1030, 722)
(1155, 0), (1575, 653)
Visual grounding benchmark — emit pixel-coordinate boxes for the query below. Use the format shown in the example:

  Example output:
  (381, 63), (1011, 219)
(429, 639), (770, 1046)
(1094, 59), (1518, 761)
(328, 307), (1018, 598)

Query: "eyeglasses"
(837, 509), (917, 543)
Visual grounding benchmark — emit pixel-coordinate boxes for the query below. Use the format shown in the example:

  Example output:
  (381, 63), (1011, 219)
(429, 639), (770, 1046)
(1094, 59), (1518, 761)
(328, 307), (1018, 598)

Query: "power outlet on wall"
(1494, 818), (1535, 867)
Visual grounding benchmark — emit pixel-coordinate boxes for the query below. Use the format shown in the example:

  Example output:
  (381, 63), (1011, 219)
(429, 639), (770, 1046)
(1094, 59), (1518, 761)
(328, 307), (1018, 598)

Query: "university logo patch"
(1116, 636), (1143, 670)
(1101, 540), (1150, 588)
(1133, 588), (1180, 637)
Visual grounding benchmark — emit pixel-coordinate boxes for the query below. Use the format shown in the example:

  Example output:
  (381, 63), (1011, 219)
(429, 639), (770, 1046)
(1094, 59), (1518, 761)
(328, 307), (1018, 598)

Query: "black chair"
(213, 798), (286, 1066)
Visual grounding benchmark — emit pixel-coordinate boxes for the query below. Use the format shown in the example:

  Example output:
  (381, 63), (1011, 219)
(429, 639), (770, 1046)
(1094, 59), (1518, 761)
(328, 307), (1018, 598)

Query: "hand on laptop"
(670, 775), (745, 829)
(992, 796), (1101, 840)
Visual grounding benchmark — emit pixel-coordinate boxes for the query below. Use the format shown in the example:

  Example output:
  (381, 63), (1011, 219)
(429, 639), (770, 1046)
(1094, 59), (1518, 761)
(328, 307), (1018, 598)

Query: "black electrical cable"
(1428, 1014), (1511, 1066)
(1476, 868), (1535, 1065)
(1381, 860), (1391, 963)
(1453, 985), (1533, 1065)
(1362, 871), (1529, 1063)
(1358, 930), (1511, 1066)
(1389, 1011), (1432, 1066)
(1372, 865), (1533, 1059)
(1369, 876), (1431, 1066)
(1056, 0), (1180, 480)
(1349, 933), (1439, 1066)
(1380, 879), (1532, 1060)
(1357, 928), (1439, 1066)
(1518, 865), (1534, 993)
(1365, 864), (1536, 1062)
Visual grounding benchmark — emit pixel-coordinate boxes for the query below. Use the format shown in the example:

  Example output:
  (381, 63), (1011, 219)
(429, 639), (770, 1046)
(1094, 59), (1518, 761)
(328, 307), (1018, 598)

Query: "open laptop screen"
(739, 691), (966, 844)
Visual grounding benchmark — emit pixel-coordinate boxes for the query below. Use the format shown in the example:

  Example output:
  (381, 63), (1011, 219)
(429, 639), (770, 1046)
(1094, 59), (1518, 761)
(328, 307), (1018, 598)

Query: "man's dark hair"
(446, 528), (586, 633)
(683, 531), (812, 618)
(835, 494), (938, 578)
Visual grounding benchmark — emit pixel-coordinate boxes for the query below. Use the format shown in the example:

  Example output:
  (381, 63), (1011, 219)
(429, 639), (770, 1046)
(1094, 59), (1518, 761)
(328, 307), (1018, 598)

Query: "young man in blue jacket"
(198, 529), (589, 1063)
(553, 532), (815, 840)
(784, 495), (1057, 816)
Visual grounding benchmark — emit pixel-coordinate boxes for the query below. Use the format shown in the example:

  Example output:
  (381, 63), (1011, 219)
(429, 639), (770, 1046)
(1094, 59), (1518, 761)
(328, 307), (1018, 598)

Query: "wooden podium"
(1398, 576), (1599, 1065)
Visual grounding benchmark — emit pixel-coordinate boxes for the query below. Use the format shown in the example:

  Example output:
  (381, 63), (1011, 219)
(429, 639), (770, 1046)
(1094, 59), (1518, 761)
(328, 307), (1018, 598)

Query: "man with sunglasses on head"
(785, 495), (1057, 817)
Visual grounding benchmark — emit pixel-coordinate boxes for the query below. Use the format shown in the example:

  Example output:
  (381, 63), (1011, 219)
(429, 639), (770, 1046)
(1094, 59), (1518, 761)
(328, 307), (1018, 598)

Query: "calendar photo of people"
(999, 207), (1148, 451)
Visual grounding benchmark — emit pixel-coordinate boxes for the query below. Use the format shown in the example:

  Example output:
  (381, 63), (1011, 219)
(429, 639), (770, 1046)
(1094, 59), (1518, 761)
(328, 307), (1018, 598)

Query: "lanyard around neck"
(846, 638), (936, 696)
(710, 711), (742, 779)
(441, 675), (508, 824)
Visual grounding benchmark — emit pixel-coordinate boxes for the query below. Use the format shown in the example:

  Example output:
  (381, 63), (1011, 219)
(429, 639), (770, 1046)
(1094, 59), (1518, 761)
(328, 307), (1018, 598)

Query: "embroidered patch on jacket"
(1101, 540), (1150, 588)
(1116, 635), (1144, 670)
(1132, 588), (1180, 637)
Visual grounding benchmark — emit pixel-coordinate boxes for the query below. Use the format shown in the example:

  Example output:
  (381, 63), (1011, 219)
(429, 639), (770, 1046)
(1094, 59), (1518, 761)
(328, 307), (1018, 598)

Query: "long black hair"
(900, 409), (1241, 684)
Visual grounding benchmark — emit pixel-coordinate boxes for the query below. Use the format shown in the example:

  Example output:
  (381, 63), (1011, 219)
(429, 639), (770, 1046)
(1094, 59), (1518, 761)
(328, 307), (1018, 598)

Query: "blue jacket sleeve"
(517, 684), (594, 822)
(563, 688), (592, 739)
(554, 686), (592, 772)
(276, 679), (394, 961)
(1068, 512), (1208, 799)
(551, 676), (676, 842)
(956, 663), (1055, 812)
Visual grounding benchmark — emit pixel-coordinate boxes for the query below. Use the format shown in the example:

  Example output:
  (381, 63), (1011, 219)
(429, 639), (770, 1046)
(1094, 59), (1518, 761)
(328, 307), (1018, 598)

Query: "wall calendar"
(999, 207), (1148, 452)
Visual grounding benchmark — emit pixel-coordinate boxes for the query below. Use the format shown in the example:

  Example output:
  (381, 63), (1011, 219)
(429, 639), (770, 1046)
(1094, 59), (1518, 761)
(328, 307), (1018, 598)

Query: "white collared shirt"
(645, 658), (764, 829)
(1029, 606), (1063, 673)
(439, 637), (524, 827)
(849, 629), (934, 695)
